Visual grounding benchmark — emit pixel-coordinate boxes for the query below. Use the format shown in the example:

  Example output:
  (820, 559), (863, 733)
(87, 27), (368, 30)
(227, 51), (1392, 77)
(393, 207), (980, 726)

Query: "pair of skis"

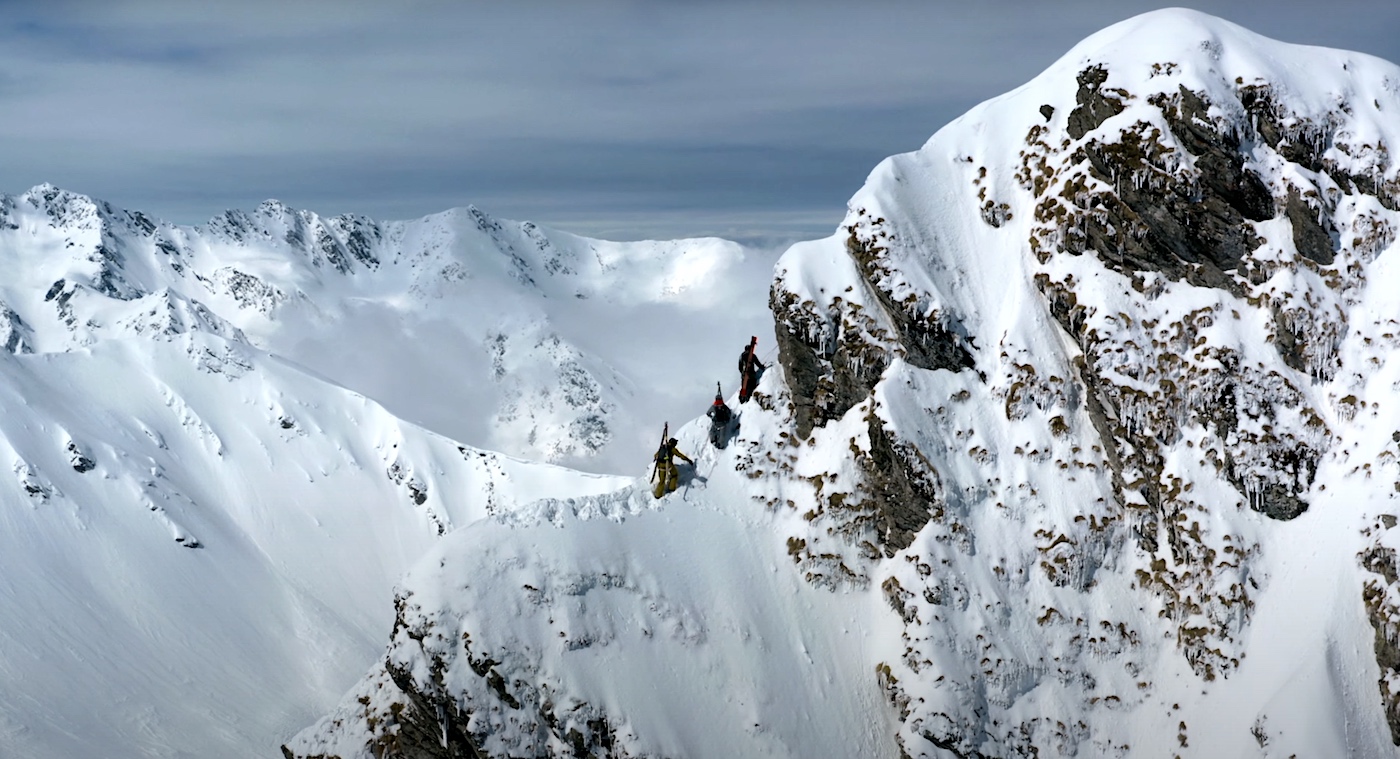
(650, 422), (669, 485)
(739, 336), (760, 403)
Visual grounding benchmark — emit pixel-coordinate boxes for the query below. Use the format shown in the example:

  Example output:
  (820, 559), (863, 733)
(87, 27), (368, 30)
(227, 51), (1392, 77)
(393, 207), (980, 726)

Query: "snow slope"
(0, 190), (775, 758)
(290, 9), (1400, 758)
(288, 378), (905, 759)
(0, 330), (631, 758)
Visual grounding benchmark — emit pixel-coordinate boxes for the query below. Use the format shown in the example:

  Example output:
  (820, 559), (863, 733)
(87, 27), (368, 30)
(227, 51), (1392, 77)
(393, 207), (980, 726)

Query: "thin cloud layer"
(2, 1), (1399, 240)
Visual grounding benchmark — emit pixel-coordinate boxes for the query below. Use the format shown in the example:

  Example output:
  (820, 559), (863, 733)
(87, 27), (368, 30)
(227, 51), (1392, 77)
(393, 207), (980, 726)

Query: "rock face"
(772, 219), (976, 446)
(1361, 516), (1400, 745)
(287, 10), (1400, 759)
(767, 10), (1400, 755)
(282, 588), (632, 759)
(770, 214), (976, 556)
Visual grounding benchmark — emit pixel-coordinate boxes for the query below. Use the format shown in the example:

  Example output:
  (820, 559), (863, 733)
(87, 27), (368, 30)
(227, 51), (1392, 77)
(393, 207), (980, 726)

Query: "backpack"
(710, 403), (732, 425)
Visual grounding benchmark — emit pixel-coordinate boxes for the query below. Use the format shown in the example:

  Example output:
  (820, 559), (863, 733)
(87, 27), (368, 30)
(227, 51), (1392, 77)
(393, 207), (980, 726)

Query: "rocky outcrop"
(860, 409), (947, 553)
(1027, 70), (1348, 529)
(1071, 83), (1276, 292)
(774, 211), (975, 443)
(284, 585), (649, 759)
(278, 661), (479, 759)
(770, 210), (975, 559)
(0, 300), (33, 354)
(1361, 516), (1400, 745)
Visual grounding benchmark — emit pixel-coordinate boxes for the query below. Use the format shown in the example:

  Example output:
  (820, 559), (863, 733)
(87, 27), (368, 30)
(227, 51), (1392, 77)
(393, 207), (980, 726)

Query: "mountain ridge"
(0, 183), (774, 756)
(0, 181), (776, 472)
(285, 9), (1400, 757)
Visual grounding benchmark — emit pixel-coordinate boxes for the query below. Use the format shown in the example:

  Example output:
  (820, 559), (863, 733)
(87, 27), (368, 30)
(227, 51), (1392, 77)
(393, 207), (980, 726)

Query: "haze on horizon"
(4, 1), (1399, 245)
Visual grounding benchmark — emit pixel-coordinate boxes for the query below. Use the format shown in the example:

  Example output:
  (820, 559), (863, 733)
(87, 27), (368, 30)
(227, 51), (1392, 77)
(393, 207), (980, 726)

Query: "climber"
(652, 437), (693, 498)
(737, 336), (766, 403)
(707, 390), (734, 449)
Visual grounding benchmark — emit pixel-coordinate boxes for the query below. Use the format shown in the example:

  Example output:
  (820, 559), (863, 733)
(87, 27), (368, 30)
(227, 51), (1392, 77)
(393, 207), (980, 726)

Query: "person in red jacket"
(707, 393), (733, 449)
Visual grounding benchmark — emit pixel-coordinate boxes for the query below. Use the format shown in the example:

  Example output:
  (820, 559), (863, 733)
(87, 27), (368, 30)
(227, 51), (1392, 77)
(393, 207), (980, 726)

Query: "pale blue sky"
(3, 1), (1399, 244)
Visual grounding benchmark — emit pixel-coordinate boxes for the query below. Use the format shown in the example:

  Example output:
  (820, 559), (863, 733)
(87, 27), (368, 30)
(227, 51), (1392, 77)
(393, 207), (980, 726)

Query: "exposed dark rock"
(771, 286), (889, 441)
(1064, 83), (1277, 294)
(845, 230), (977, 377)
(207, 210), (252, 244)
(339, 217), (382, 269)
(773, 220), (975, 442)
(0, 301), (33, 354)
(1361, 538), (1400, 745)
(1066, 65), (1125, 140)
(771, 301), (830, 441)
(154, 238), (182, 260)
(1034, 76), (1325, 527)
(1284, 188), (1336, 266)
(67, 441), (95, 473)
(1245, 483), (1308, 521)
(219, 269), (282, 314)
(381, 656), (484, 759)
(861, 410), (944, 555)
(0, 196), (16, 231)
(1270, 305), (1307, 375)
(315, 225), (352, 273)
(93, 243), (140, 300)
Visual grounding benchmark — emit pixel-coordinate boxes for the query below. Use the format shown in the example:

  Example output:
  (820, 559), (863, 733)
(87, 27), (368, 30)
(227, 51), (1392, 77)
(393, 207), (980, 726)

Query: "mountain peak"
(287, 12), (1400, 759)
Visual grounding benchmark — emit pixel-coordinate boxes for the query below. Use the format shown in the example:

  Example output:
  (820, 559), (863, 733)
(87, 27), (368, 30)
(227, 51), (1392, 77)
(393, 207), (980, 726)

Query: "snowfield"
(0, 330), (631, 757)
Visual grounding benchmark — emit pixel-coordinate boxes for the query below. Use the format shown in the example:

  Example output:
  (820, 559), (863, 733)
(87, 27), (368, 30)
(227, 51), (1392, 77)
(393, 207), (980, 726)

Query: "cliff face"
(286, 10), (1400, 759)
(769, 9), (1400, 755)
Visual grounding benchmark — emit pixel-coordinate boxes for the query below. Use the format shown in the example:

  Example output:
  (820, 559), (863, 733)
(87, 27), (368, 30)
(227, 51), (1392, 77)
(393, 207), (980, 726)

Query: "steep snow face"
(290, 9), (1400, 759)
(0, 330), (628, 759)
(0, 187), (778, 473)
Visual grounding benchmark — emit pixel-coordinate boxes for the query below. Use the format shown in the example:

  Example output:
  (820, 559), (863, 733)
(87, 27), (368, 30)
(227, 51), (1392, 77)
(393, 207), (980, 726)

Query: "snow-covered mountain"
(0, 189), (775, 758)
(284, 9), (1400, 758)
(0, 185), (776, 473)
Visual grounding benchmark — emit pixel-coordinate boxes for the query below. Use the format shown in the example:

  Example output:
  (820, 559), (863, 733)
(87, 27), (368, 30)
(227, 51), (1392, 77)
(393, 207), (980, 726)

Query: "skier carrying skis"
(737, 336), (766, 403)
(707, 391), (733, 449)
(651, 437), (693, 499)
